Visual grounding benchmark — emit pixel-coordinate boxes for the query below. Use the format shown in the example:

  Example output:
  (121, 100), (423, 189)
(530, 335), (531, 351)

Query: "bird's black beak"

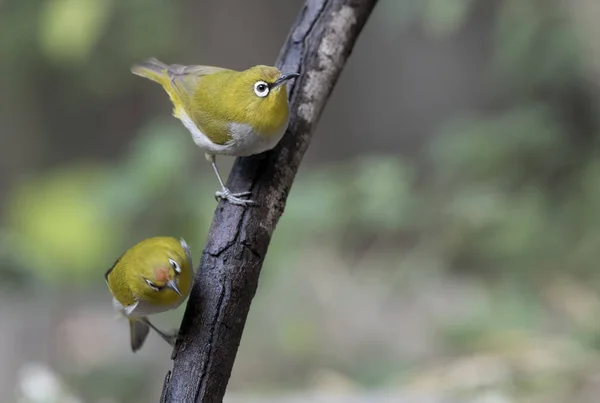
(272, 72), (300, 89)
(167, 280), (182, 296)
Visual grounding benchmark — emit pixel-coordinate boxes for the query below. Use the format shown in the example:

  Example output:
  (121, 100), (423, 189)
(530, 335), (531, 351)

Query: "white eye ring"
(144, 278), (160, 292)
(169, 258), (181, 274)
(253, 81), (270, 97)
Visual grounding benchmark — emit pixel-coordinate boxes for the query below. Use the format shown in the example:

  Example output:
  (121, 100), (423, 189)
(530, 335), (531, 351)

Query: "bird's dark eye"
(169, 258), (181, 274)
(253, 81), (270, 97)
(144, 278), (160, 292)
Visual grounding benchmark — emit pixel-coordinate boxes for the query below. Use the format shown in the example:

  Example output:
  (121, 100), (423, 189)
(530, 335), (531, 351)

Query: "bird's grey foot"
(215, 188), (257, 206)
(159, 329), (179, 346)
(165, 330), (179, 346)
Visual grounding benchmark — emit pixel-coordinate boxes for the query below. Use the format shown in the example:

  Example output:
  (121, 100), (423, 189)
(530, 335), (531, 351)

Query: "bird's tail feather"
(129, 318), (150, 352)
(131, 58), (169, 85)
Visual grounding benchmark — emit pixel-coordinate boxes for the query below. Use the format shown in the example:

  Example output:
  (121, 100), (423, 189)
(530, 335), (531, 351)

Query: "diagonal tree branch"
(160, 1), (379, 401)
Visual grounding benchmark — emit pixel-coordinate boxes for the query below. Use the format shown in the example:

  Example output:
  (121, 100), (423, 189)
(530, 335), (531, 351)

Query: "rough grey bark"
(160, 1), (379, 402)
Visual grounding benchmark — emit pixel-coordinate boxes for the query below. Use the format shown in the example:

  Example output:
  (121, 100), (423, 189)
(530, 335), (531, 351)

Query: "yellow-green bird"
(131, 58), (299, 206)
(105, 237), (193, 352)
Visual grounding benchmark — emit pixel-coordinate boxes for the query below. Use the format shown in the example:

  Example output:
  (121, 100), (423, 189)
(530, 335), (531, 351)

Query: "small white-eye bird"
(104, 237), (193, 352)
(131, 58), (299, 206)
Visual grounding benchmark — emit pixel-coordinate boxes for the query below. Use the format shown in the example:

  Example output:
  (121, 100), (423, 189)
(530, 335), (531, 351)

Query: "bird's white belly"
(113, 297), (184, 319)
(179, 110), (287, 157)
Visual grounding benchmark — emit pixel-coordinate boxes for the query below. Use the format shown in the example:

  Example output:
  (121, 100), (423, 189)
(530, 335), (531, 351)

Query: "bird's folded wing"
(167, 65), (230, 100)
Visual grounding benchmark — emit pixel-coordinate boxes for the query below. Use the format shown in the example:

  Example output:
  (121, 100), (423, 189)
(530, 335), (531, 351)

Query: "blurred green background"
(3, 0), (600, 402)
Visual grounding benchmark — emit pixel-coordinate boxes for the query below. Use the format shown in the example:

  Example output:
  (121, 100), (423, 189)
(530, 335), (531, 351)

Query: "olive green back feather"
(105, 253), (136, 306)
